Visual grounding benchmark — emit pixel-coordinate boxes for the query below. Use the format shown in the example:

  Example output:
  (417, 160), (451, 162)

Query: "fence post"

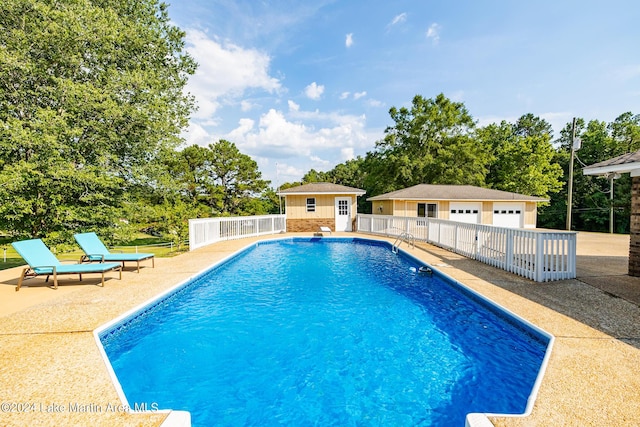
(505, 229), (514, 275)
(535, 233), (544, 282)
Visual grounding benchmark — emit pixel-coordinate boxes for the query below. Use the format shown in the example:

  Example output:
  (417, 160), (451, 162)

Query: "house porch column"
(629, 176), (640, 276)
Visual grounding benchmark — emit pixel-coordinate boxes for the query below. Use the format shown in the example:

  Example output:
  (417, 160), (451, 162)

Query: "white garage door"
(449, 202), (481, 224)
(492, 203), (523, 228)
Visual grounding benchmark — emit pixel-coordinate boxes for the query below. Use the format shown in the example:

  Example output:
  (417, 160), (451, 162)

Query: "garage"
(367, 184), (546, 229)
(449, 202), (481, 224)
(492, 202), (523, 228)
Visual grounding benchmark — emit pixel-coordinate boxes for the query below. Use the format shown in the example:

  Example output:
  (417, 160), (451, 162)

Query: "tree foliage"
(481, 114), (563, 197)
(372, 94), (490, 193)
(1, 3), (637, 250)
(0, 0), (196, 240)
(539, 114), (638, 233)
(165, 141), (270, 216)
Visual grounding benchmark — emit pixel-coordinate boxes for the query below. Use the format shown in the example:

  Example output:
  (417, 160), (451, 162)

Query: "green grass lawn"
(0, 234), (188, 272)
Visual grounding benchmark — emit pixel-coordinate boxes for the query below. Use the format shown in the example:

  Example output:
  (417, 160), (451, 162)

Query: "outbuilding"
(367, 184), (547, 228)
(277, 183), (366, 232)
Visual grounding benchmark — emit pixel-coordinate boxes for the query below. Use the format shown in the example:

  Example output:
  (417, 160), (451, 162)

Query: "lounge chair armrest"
(32, 265), (57, 273)
(81, 254), (106, 262)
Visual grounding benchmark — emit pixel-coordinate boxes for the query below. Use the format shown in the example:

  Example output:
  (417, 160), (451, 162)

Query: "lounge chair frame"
(12, 239), (122, 291)
(74, 232), (155, 273)
(16, 263), (122, 291)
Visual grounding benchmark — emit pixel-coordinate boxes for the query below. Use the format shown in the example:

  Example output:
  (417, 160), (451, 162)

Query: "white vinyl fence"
(357, 214), (576, 282)
(189, 215), (286, 251)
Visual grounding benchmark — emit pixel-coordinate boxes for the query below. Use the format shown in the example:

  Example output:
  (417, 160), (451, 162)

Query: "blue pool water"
(99, 238), (551, 426)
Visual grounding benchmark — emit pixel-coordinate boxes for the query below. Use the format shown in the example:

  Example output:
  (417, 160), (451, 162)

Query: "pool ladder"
(392, 232), (415, 253)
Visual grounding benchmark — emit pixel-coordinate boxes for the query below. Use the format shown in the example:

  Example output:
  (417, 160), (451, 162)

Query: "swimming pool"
(97, 237), (552, 426)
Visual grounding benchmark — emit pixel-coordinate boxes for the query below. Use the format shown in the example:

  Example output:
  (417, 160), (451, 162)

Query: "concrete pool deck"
(0, 231), (638, 426)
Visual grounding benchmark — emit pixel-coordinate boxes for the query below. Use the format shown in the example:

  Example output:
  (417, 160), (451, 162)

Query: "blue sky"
(166, 0), (640, 186)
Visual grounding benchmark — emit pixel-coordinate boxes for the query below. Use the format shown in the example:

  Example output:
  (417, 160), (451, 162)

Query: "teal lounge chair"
(11, 239), (122, 291)
(74, 232), (155, 273)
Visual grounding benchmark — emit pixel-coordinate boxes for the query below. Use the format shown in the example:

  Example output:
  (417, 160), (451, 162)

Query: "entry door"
(335, 197), (352, 231)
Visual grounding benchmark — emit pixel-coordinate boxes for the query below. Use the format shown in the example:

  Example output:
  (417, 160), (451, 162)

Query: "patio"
(0, 231), (638, 426)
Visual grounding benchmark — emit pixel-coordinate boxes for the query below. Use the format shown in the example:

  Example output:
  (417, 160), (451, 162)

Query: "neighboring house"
(277, 183), (366, 232)
(367, 184), (547, 228)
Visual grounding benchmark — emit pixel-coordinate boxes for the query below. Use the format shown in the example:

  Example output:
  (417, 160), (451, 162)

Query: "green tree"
(162, 145), (210, 203)
(373, 94), (490, 192)
(609, 112), (640, 155)
(481, 114), (563, 198)
(203, 140), (270, 215)
(539, 117), (631, 233)
(0, 0), (196, 241)
(576, 117), (632, 232)
(301, 169), (330, 183)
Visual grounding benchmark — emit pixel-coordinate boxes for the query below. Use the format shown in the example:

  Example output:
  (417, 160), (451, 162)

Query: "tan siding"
(387, 200), (447, 219)
(372, 200), (393, 215)
(284, 194), (332, 219)
(524, 202), (537, 227)
(482, 201), (493, 224)
(284, 194), (359, 220)
(440, 201), (449, 220)
(371, 197), (541, 228)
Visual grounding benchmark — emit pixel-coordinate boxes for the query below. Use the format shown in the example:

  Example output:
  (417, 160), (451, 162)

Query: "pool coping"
(1, 231), (639, 426)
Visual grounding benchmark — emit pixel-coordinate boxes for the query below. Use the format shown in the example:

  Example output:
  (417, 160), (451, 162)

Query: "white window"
(418, 203), (437, 218)
(337, 199), (349, 216)
(306, 198), (316, 212)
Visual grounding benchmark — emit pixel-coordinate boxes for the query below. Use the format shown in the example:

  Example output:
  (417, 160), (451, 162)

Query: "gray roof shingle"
(583, 150), (640, 175)
(367, 184), (547, 202)
(277, 182), (366, 195)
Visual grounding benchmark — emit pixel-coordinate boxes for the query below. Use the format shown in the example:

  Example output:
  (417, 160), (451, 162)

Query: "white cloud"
(310, 155), (331, 166)
(224, 118), (256, 143)
(338, 91), (367, 101)
(305, 82), (325, 100)
(183, 29), (281, 119)
(181, 122), (211, 147)
(288, 100), (300, 111)
(341, 146), (355, 160)
(389, 13), (407, 27)
(219, 106), (376, 183)
(345, 33), (354, 48)
(353, 91), (367, 100)
(426, 23), (442, 44)
(240, 100), (256, 112)
(366, 99), (384, 108)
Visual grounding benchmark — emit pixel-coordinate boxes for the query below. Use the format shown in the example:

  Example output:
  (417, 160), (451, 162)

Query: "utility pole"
(610, 174), (614, 233)
(566, 118), (577, 231)
(608, 173), (620, 233)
